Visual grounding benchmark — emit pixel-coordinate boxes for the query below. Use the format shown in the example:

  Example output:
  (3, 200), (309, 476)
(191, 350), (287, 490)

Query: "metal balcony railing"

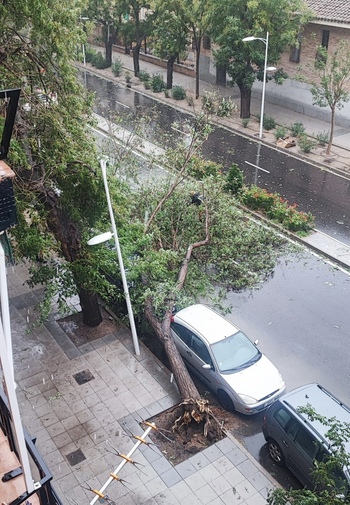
(0, 387), (63, 505)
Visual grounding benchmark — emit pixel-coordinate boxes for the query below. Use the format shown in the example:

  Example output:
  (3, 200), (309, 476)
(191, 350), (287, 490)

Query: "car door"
(284, 422), (319, 489)
(171, 322), (215, 387)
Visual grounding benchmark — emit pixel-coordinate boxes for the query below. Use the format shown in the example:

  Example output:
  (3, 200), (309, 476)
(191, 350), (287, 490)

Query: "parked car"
(170, 304), (285, 415)
(262, 383), (350, 494)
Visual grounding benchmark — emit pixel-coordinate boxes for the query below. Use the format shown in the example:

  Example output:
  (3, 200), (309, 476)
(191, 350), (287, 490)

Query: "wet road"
(85, 72), (350, 245)
(86, 72), (350, 490)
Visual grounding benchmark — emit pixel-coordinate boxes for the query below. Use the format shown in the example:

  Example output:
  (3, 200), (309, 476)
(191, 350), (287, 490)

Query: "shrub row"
(224, 165), (314, 234)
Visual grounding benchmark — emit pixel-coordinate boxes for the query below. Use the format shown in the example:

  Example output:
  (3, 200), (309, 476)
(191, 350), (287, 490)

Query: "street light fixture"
(242, 32), (276, 139)
(88, 159), (141, 356)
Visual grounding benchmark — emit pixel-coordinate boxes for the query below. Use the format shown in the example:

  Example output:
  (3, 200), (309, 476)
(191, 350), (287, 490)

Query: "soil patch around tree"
(57, 308), (120, 347)
(147, 379), (247, 466)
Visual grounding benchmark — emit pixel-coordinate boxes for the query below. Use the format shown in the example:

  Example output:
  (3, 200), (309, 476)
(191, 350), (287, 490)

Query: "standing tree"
(209, 0), (311, 118)
(0, 0), (120, 327)
(150, 1), (189, 89)
(310, 42), (350, 155)
(86, 0), (124, 64)
(119, 0), (154, 76)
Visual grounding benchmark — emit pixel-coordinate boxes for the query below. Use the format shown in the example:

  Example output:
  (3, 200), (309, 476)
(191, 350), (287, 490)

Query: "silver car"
(171, 304), (285, 415)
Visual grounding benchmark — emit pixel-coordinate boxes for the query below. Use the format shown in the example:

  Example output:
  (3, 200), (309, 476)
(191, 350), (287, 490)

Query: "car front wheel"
(217, 390), (234, 412)
(267, 439), (285, 466)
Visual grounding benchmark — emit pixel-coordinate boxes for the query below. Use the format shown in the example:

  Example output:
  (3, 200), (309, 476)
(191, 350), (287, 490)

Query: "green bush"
(274, 126), (288, 140)
(241, 118), (250, 128)
(139, 70), (151, 84)
(240, 185), (314, 234)
(91, 52), (110, 69)
(172, 85), (186, 100)
(241, 186), (277, 212)
(316, 131), (330, 146)
(111, 59), (123, 76)
(202, 91), (218, 113)
(150, 74), (166, 93)
(290, 122), (305, 137)
(85, 46), (98, 63)
(187, 156), (222, 179)
(225, 164), (244, 195)
(217, 97), (236, 117)
(298, 134), (317, 153)
(164, 89), (170, 98)
(263, 115), (276, 131)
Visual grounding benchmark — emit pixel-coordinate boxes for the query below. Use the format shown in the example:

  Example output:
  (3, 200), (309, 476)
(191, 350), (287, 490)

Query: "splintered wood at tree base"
(147, 399), (236, 466)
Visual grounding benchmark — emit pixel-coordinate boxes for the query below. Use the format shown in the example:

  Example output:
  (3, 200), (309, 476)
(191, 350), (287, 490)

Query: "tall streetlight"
(242, 32), (276, 139)
(88, 159), (141, 356)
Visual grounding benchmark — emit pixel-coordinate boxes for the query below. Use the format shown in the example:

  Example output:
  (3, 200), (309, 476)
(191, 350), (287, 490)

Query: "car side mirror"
(254, 339), (259, 346)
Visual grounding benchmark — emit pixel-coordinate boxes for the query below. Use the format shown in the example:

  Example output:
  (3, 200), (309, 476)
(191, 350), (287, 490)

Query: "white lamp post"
(88, 159), (141, 356)
(242, 32), (276, 139)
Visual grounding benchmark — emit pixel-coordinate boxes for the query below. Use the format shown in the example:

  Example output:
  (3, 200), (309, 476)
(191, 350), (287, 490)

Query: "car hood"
(220, 354), (284, 401)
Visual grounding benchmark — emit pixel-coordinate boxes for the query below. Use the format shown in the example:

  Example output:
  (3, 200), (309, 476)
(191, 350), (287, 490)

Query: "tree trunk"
(42, 188), (102, 327)
(105, 28), (118, 65)
(79, 287), (102, 327)
(166, 56), (176, 89)
(195, 40), (201, 100)
(132, 44), (140, 77)
(326, 107), (335, 155)
(145, 300), (200, 400)
(238, 82), (252, 119)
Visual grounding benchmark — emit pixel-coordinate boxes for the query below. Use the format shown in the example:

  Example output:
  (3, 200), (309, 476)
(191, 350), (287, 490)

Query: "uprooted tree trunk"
(144, 203), (225, 437)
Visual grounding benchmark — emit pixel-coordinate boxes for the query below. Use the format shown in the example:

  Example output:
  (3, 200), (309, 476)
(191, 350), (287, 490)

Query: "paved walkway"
(8, 263), (277, 505)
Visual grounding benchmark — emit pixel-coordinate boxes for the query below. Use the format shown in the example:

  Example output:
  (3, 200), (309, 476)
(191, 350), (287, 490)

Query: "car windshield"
(210, 331), (261, 372)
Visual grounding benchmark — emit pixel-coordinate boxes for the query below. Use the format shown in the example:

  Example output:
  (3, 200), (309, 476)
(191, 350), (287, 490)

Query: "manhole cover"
(73, 369), (95, 385)
(66, 448), (86, 466)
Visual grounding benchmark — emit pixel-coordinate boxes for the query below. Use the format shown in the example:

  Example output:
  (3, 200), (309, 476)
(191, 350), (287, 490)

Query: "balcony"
(0, 387), (62, 505)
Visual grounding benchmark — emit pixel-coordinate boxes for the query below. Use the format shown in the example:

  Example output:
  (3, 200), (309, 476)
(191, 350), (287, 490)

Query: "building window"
(203, 35), (211, 50)
(316, 30), (329, 63)
(321, 29), (330, 49)
(290, 45), (301, 63)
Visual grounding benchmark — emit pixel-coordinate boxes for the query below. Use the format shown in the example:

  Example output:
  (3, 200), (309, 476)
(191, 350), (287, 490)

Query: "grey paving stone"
(154, 488), (181, 505)
(195, 483), (219, 504)
(169, 479), (192, 500)
(158, 467), (183, 487)
(237, 459), (260, 479)
(215, 436), (238, 455)
(78, 343), (95, 354)
(202, 443), (225, 462)
(226, 446), (247, 466)
(245, 492), (268, 505)
(188, 451), (211, 470)
(184, 471), (207, 492)
(144, 400), (163, 417)
(175, 459), (198, 479)
(150, 455), (174, 475)
(145, 475), (168, 496)
(209, 474), (232, 495)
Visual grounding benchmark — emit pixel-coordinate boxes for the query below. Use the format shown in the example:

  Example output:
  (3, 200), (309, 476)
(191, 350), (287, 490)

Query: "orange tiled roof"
(306, 0), (350, 24)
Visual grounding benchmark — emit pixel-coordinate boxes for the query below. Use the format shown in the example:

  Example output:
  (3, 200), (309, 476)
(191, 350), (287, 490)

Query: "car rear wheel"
(217, 390), (234, 412)
(267, 439), (285, 466)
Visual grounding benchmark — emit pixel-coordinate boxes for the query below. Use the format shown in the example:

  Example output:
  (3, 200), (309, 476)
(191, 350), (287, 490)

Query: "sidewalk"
(7, 263), (278, 505)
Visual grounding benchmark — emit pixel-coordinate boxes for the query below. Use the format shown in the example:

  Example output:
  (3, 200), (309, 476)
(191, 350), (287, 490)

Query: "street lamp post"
(88, 159), (141, 356)
(242, 32), (276, 139)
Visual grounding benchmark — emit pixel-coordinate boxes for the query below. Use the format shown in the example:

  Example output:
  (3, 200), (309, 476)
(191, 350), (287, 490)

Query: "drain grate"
(73, 369), (95, 385)
(66, 448), (86, 466)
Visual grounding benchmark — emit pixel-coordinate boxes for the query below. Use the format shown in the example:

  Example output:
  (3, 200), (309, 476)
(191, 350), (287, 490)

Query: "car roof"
(280, 383), (350, 451)
(173, 304), (240, 345)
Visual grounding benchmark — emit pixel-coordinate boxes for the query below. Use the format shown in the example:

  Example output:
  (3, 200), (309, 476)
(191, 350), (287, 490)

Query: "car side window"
(190, 334), (213, 366)
(171, 323), (191, 346)
(274, 408), (291, 429)
(293, 426), (319, 461)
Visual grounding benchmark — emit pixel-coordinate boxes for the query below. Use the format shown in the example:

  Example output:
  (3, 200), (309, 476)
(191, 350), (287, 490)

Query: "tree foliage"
(208, 0), (311, 118)
(310, 42), (350, 155)
(0, 0), (122, 327)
